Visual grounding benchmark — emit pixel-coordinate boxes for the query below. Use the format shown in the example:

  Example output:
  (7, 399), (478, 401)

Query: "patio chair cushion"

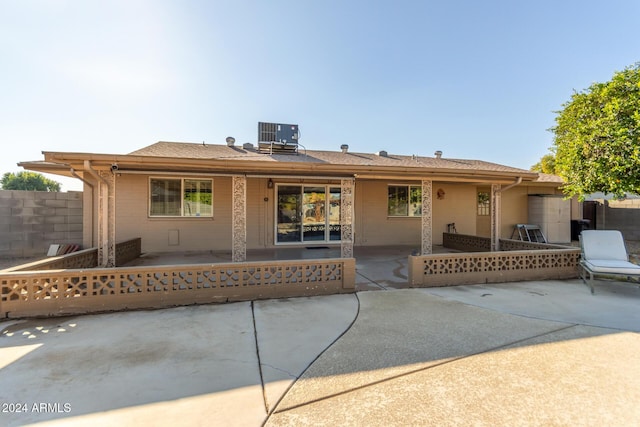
(580, 230), (629, 261)
(582, 259), (640, 275)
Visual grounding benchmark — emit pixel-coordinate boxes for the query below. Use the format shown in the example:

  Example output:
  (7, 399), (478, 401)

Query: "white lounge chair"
(579, 230), (640, 294)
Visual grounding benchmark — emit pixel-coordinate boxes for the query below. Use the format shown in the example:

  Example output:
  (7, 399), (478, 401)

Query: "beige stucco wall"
(431, 183), (477, 241)
(82, 174), (104, 252)
(500, 186), (530, 239)
(355, 181), (477, 246)
(114, 174), (233, 253)
(113, 175), (345, 252)
(80, 174), (563, 253)
(354, 180), (419, 246)
(477, 185), (563, 239)
(82, 179), (95, 251)
(247, 177), (276, 248)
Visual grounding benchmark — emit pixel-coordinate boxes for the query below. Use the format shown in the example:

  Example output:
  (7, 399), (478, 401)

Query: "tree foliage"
(551, 63), (640, 200)
(530, 153), (557, 175)
(1, 171), (61, 192)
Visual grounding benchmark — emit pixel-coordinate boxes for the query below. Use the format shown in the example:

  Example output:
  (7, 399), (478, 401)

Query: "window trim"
(387, 184), (422, 217)
(148, 177), (213, 218)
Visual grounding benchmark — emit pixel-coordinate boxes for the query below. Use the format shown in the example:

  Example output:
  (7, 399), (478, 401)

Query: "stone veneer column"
(340, 178), (354, 258)
(421, 179), (432, 255)
(232, 175), (247, 262)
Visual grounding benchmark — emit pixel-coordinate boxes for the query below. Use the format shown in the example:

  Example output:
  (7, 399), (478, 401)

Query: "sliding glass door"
(276, 184), (341, 244)
(302, 186), (326, 241)
(329, 187), (341, 241)
(276, 185), (302, 243)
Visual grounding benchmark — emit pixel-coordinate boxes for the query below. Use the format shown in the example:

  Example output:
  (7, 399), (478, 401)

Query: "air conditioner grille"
(257, 122), (299, 154)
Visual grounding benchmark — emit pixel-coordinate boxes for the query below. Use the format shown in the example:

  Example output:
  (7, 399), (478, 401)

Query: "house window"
(477, 191), (490, 216)
(388, 185), (422, 217)
(150, 178), (213, 217)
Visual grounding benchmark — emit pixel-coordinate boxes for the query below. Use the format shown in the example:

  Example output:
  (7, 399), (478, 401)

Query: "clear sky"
(1, 1), (639, 191)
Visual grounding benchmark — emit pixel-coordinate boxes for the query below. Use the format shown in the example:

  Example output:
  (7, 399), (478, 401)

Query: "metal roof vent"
(243, 142), (254, 150)
(341, 144), (349, 153)
(226, 136), (236, 147)
(377, 150), (388, 157)
(434, 150), (443, 159)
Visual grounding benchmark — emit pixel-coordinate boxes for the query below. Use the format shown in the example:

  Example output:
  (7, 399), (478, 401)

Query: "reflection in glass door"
(276, 184), (341, 244)
(302, 187), (326, 241)
(329, 187), (341, 240)
(276, 186), (301, 243)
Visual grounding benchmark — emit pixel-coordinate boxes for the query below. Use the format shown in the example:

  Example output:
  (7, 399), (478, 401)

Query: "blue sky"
(1, 1), (639, 191)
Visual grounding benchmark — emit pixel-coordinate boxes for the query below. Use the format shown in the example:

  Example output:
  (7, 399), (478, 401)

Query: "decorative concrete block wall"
(0, 190), (83, 257)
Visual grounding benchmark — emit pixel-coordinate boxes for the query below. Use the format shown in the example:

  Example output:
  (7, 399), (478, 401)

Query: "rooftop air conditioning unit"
(258, 122), (299, 154)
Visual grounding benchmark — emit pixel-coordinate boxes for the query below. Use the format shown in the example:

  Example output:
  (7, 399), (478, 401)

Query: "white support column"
(491, 183), (501, 252)
(421, 179), (433, 255)
(97, 174), (107, 267)
(232, 175), (247, 262)
(107, 171), (116, 267)
(340, 178), (354, 258)
(97, 170), (116, 267)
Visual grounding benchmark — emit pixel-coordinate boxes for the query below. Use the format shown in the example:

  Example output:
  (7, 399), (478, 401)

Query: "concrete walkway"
(1, 279), (639, 426)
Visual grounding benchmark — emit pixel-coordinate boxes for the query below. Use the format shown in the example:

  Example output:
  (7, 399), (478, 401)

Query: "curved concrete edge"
(254, 294), (359, 414)
(266, 289), (640, 426)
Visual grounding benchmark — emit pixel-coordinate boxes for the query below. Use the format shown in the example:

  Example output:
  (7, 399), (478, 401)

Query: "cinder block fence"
(0, 190), (83, 258)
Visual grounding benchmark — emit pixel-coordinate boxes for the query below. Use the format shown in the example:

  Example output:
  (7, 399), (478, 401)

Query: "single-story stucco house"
(18, 134), (575, 268)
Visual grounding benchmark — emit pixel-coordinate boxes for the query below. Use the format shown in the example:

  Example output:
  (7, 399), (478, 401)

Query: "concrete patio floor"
(1, 248), (639, 426)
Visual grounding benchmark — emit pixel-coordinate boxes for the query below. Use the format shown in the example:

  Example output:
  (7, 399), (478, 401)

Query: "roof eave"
(37, 151), (539, 183)
(18, 161), (76, 178)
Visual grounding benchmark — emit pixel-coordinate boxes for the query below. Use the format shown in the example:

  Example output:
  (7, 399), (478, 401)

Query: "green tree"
(530, 153), (557, 174)
(1, 171), (61, 191)
(550, 63), (640, 200)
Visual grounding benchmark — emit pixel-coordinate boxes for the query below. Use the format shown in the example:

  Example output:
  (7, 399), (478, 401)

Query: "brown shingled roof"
(129, 141), (533, 175)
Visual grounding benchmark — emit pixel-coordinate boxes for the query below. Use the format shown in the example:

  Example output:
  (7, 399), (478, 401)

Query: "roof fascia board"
(41, 151), (539, 181)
